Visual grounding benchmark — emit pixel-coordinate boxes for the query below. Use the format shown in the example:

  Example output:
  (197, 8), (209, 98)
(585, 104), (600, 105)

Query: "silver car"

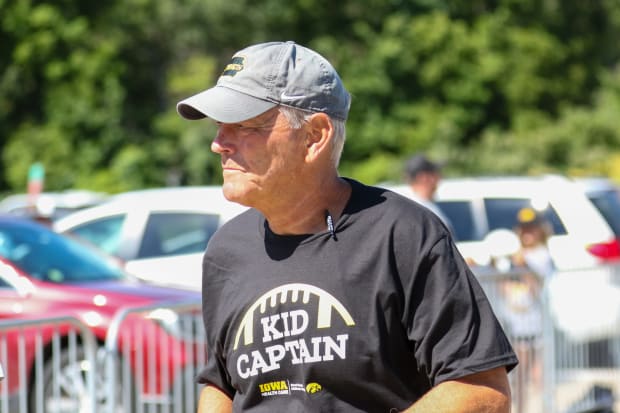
(53, 186), (248, 291)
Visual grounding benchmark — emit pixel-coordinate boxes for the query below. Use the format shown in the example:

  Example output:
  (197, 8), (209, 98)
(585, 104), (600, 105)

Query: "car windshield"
(0, 221), (124, 283)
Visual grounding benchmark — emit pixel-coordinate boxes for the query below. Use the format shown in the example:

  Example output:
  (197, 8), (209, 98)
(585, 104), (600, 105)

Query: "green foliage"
(464, 67), (620, 178)
(1, 0), (126, 191)
(1, 0), (620, 194)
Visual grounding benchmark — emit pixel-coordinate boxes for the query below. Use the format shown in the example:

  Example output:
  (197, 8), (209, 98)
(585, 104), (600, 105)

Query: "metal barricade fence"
(103, 300), (205, 413)
(0, 316), (98, 413)
(2, 270), (619, 413)
(0, 301), (203, 413)
(474, 264), (620, 413)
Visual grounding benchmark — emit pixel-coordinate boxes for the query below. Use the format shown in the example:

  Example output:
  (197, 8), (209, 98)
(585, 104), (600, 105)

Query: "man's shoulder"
(345, 179), (453, 244)
(208, 208), (261, 245)
(227, 206), (260, 223)
(347, 178), (437, 217)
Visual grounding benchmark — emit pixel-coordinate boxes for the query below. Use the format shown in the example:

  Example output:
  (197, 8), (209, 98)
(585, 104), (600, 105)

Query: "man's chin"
(221, 182), (252, 206)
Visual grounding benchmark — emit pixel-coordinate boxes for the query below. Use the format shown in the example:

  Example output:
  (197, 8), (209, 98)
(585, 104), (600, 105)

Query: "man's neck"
(262, 176), (351, 236)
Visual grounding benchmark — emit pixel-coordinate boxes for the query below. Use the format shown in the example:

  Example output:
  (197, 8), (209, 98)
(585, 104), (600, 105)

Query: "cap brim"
(176, 86), (277, 123)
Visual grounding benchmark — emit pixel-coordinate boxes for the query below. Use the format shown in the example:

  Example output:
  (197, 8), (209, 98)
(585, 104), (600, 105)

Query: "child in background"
(505, 207), (554, 410)
(512, 207), (555, 279)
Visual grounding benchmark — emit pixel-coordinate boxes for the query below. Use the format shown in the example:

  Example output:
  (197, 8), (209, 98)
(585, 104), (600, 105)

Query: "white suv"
(53, 186), (248, 290)
(387, 175), (620, 270)
(386, 175), (620, 342)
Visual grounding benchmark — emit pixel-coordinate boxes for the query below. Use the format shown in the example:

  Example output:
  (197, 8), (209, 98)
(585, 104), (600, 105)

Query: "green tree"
(1, 0), (620, 193)
(1, 1), (126, 191)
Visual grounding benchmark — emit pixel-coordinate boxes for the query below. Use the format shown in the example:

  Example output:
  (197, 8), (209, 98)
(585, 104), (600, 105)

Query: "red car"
(0, 216), (203, 412)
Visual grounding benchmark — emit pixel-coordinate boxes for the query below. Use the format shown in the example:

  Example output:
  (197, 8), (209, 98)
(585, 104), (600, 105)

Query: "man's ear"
(304, 113), (333, 163)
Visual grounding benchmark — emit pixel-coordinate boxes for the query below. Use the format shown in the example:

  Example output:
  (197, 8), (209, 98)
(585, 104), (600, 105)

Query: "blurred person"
(404, 154), (454, 234)
(508, 208), (554, 347)
(512, 207), (555, 280)
(177, 41), (517, 413)
(503, 207), (553, 409)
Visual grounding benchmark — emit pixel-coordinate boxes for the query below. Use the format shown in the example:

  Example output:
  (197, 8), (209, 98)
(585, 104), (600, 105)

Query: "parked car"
(0, 190), (108, 222)
(385, 175), (620, 342)
(0, 216), (201, 412)
(53, 186), (248, 290)
(386, 175), (620, 270)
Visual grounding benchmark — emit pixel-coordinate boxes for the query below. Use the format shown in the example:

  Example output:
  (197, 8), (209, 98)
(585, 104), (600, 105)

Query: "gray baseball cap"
(176, 41), (351, 123)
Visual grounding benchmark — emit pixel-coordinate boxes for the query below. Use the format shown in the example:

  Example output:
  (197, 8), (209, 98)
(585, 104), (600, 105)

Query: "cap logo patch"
(222, 56), (245, 77)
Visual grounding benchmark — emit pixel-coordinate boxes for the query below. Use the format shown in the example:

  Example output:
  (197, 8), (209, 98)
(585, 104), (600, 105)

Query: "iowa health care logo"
(257, 380), (323, 397)
(233, 283), (355, 380)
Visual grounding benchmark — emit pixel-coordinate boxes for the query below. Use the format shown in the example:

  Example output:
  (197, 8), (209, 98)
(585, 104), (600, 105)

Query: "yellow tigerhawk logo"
(233, 283), (356, 350)
(222, 56), (245, 77)
(306, 382), (322, 394)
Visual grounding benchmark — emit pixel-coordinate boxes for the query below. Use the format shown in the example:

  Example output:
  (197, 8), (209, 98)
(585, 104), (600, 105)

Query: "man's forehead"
(250, 107), (280, 122)
(233, 107), (280, 125)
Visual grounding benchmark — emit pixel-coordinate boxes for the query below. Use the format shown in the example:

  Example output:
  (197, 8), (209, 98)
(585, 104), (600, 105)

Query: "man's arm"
(197, 384), (232, 413)
(403, 367), (512, 413)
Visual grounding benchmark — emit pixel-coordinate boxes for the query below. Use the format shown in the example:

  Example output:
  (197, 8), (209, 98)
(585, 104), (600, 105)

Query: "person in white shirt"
(404, 154), (454, 233)
(506, 207), (554, 407)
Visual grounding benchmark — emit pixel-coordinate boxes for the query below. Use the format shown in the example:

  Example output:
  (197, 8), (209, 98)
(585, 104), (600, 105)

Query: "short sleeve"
(196, 254), (238, 397)
(196, 340), (235, 397)
(403, 236), (517, 386)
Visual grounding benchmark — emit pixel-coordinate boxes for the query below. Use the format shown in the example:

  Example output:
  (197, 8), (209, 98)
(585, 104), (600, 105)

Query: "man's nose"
(211, 125), (236, 154)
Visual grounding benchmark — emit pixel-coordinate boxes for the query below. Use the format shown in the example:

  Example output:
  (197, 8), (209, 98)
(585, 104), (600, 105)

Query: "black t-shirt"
(198, 179), (517, 412)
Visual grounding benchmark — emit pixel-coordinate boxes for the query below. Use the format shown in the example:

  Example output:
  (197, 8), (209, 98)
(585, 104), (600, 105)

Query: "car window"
(138, 213), (220, 259)
(587, 189), (620, 236)
(484, 198), (567, 235)
(67, 215), (125, 256)
(0, 225), (124, 283)
(436, 200), (478, 242)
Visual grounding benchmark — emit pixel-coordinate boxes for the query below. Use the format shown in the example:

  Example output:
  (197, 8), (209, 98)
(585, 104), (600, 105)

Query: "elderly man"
(177, 41), (517, 413)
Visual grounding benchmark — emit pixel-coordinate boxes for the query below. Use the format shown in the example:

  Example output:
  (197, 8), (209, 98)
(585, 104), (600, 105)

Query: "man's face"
(211, 107), (307, 207)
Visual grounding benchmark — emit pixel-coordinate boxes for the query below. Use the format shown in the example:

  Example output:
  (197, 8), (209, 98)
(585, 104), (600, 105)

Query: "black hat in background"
(405, 154), (442, 180)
